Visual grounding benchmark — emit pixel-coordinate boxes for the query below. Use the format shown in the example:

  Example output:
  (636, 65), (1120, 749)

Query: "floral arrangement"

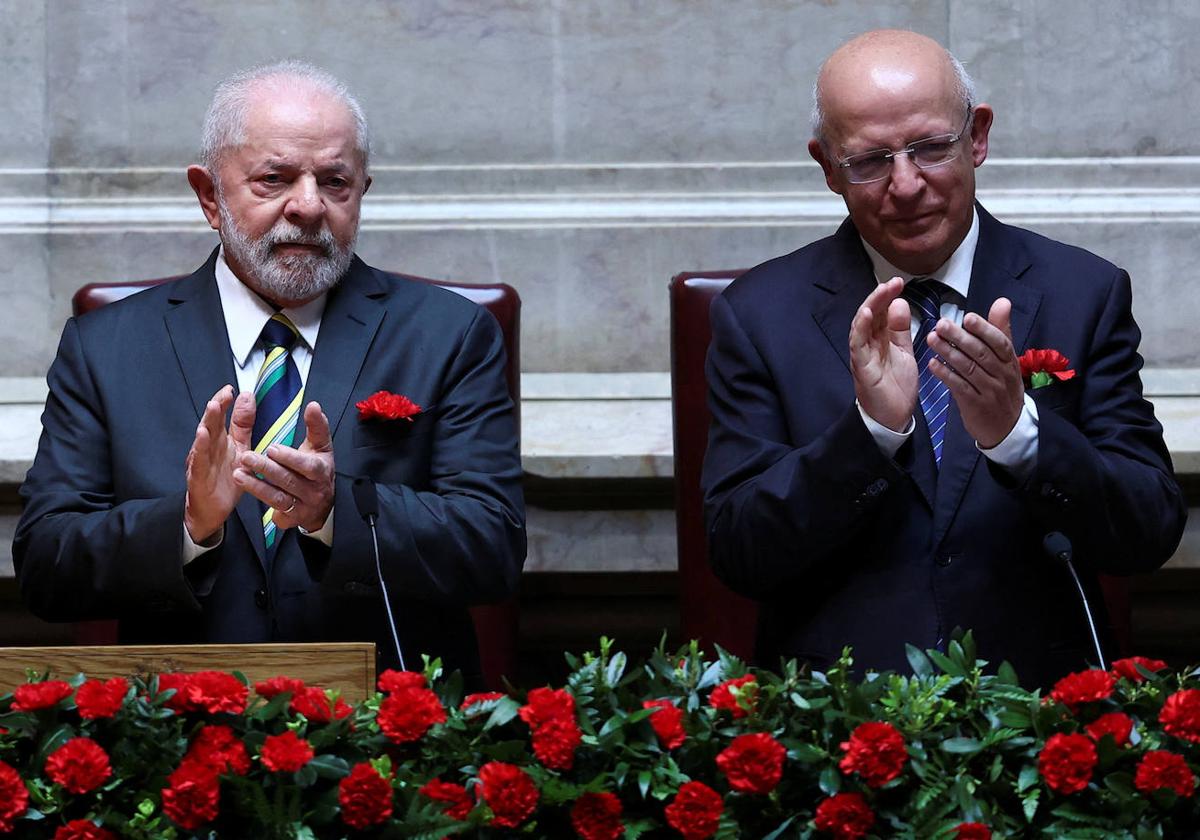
(0, 633), (1197, 838)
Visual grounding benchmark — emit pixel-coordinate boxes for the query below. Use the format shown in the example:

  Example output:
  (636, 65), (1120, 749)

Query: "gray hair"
(810, 51), (977, 148)
(199, 60), (371, 173)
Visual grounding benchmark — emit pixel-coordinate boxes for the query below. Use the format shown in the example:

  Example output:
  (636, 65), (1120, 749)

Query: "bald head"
(811, 30), (976, 148)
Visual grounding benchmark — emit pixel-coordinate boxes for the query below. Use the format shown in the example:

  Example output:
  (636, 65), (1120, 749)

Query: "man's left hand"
(234, 401), (336, 533)
(926, 297), (1025, 449)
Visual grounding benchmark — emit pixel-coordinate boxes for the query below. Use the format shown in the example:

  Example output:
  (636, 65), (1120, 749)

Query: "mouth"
(272, 242), (327, 257)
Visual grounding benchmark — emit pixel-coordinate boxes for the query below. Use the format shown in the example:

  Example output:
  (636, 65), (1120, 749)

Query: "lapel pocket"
(352, 409), (434, 449)
(1030, 377), (1081, 417)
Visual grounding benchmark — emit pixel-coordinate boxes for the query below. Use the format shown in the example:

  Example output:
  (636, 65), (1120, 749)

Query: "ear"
(968, 104), (994, 168)
(362, 173), (372, 196)
(808, 138), (844, 196)
(187, 165), (221, 231)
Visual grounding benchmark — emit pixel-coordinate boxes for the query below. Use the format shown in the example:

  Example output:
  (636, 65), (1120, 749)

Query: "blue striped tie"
(252, 313), (304, 552)
(903, 280), (951, 467)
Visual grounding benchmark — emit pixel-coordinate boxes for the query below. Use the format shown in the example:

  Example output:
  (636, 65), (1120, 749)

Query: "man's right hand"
(184, 385), (255, 544)
(849, 277), (918, 432)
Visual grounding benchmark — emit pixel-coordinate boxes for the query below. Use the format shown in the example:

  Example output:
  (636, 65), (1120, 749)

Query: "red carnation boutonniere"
(356, 390), (423, 422)
(1018, 348), (1076, 390)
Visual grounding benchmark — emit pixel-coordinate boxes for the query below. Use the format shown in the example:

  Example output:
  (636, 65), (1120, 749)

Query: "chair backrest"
(668, 269), (1132, 662)
(669, 271), (758, 659)
(71, 272), (523, 688)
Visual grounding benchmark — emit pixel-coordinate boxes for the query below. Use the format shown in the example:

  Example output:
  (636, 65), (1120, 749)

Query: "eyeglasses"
(837, 111), (973, 185)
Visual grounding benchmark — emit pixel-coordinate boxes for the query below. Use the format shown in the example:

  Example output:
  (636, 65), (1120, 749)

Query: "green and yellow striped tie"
(251, 313), (304, 553)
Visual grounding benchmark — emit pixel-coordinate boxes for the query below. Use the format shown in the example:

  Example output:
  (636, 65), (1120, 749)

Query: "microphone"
(1043, 531), (1106, 670)
(352, 477), (405, 671)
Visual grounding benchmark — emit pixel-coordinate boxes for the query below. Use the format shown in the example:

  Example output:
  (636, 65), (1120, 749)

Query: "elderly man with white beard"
(14, 62), (526, 683)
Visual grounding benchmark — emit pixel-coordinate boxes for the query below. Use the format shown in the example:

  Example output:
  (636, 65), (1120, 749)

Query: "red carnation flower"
(357, 391), (422, 422)
(1135, 750), (1196, 798)
(186, 724), (250, 776)
(54, 819), (118, 840)
(162, 761), (220, 830)
(1160, 689), (1200, 743)
(1050, 669), (1116, 710)
(74, 677), (128, 719)
(377, 685), (446, 743)
(419, 778), (473, 820)
(1018, 348), (1075, 388)
(462, 691), (506, 712)
(254, 676), (307, 699)
(0, 760), (29, 833)
(1111, 656), (1168, 682)
(377, 669), (427, 692)
(709, 674), (758, 719)
(519, 687), (581, 770)
(954, 822), (992, 840)
(45, 737), (112, 794)
(156, 672), (193, 712)
(520, 686), (576, 725)
(644, 699), (686, 749)
(1085, 712), (1134, 747)
(664, 781), (723, 840)
(289, 685), (352, 723)
(260, 730), (314, 773)
(838, 721), (908, 787)
(12, 679), (73, 711)
(531, 713), (583, 770)
(339, 763), (393, 829)
(571, 791), (623, 840)
(1038, 732), (1098, 795)
(716, 732), (787, 794)
(478, 762), (539, 829)
(813, 792), (875, 839)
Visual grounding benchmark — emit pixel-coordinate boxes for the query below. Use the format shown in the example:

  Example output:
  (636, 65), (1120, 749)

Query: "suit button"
(254, 589), (269, 610)
(936, 554), (957, 567)
(866, 478), (889, 496)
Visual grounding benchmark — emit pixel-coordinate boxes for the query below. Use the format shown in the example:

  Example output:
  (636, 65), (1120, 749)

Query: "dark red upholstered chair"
(71, 273), (523, 689)
(669, 269), (1132, 664)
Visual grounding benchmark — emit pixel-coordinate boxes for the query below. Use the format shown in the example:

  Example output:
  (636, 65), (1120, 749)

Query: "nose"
(283, 175), (325, 228)
(887, 152), (925, 200)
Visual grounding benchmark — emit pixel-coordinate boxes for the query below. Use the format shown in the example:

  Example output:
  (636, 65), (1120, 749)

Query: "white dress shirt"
(182, 250), (335, 562)
(855, 210), (1039, 479)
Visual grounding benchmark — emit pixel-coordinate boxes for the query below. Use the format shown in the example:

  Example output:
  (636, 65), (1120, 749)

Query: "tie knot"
(902, 278), (950, 322)
(260, 313), (299, 351)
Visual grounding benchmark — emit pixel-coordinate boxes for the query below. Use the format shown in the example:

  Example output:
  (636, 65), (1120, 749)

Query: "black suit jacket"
(15, 251), (526, 681)
(701, 205), (1185, 688)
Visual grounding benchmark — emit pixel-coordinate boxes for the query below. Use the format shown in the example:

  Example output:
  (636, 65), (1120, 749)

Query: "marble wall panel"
(0, 0), (47, 167)
(950, 0), (1200, 156)
(524, 507), (675, 573)
(0, 235), (53, 375)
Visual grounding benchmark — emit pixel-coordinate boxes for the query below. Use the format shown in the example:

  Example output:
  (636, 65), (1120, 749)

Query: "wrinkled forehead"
(820, 57), (961, 145)
(233, 80), (364, 168)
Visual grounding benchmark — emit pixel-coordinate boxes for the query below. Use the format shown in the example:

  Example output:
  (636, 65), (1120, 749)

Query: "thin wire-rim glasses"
(837, 110), (974, 185)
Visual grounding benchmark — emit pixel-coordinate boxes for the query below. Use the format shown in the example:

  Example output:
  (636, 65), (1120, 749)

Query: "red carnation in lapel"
(356, 390), (422, 422)
(1018, 348), (1075, 389)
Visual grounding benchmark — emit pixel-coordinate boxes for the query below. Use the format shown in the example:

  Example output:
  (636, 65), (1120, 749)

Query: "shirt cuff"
(298, 506), (335, 547)
(857, 400), (914, 459)
(182, 523), (223, 566)
(977, 393), (1040, 483)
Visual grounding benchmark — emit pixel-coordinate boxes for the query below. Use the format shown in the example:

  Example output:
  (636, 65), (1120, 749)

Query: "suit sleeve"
(325, 306), (526, 605)
(13, 318), (203, 620)
(701, 292), (906, 598)
(1008, 269), (1186, 573)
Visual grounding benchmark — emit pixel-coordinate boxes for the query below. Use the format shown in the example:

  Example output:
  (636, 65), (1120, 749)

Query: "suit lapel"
(932, 205), (1041, 544)
(162, 250), (269, 563)
(302, 257), (388, 444)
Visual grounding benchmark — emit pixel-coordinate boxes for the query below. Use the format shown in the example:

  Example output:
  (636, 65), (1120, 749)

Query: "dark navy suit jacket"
(15, 251), (526, 681)
(702, 205), (1185, 688)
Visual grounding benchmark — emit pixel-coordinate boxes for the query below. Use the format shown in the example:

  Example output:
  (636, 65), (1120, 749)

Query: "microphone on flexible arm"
(351, 476), (406, 671)
(1043, 531), (1106, 670)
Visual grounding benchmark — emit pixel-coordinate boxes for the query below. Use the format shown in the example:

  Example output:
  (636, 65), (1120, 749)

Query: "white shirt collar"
(214, 248), (327, 367)
(861, 209), (980, 300)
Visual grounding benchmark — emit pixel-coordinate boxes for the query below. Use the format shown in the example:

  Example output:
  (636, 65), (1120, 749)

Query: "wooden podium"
(0, 642), (377, 702)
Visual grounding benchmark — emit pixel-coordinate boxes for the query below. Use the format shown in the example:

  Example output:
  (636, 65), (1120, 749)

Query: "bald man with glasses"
(701, 30), (1184, 688)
